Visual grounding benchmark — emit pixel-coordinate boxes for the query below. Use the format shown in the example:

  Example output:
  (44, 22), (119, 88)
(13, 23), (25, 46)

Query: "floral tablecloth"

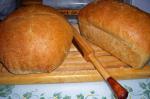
(0, 78), (150, 99)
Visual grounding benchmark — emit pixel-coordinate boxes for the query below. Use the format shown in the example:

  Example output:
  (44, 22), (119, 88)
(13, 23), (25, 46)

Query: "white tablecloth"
(0, 78), (150, 99)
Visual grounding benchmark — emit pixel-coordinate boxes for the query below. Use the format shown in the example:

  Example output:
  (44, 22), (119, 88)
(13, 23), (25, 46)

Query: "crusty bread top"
(79, 0), (150, 54)
(6, 5), (62, 20)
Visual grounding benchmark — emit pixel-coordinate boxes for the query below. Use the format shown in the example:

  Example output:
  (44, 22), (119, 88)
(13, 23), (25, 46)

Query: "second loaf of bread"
(78, 0), (150, 68)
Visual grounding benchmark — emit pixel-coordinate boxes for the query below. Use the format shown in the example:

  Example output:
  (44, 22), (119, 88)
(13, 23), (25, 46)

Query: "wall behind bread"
(124, 0), (150, 13)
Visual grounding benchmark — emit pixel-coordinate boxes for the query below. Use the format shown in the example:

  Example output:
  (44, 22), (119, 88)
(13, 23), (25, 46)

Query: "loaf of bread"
(0, 5), (73, 74)
(78, 0), (150, 68)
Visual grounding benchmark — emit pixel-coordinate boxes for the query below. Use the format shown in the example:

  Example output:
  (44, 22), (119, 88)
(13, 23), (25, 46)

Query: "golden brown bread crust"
(0, 5), (73, 74)
(79, 0), (150, 68)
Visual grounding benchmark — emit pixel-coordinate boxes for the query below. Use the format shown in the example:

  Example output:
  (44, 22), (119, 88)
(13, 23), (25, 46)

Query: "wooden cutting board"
(0, 43), (150, 84)
(0, 25), (150, 84)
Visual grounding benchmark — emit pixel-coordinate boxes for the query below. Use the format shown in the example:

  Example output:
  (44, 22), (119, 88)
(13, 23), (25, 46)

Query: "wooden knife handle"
(107, 77), (128, 99)
(72, 27), (128, 99)
(88, 54), (128, 99)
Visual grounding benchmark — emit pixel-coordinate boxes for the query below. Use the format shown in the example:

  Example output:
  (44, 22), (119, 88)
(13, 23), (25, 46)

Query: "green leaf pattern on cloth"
(23, 92), (32, 99)
(0, 85), (14, 97)
(0, 80), (150, 99)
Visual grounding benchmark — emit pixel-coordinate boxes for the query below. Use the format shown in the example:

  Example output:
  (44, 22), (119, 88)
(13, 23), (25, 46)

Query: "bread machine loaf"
(0, 5), (73, 74)
(78, 0), (150, 68)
